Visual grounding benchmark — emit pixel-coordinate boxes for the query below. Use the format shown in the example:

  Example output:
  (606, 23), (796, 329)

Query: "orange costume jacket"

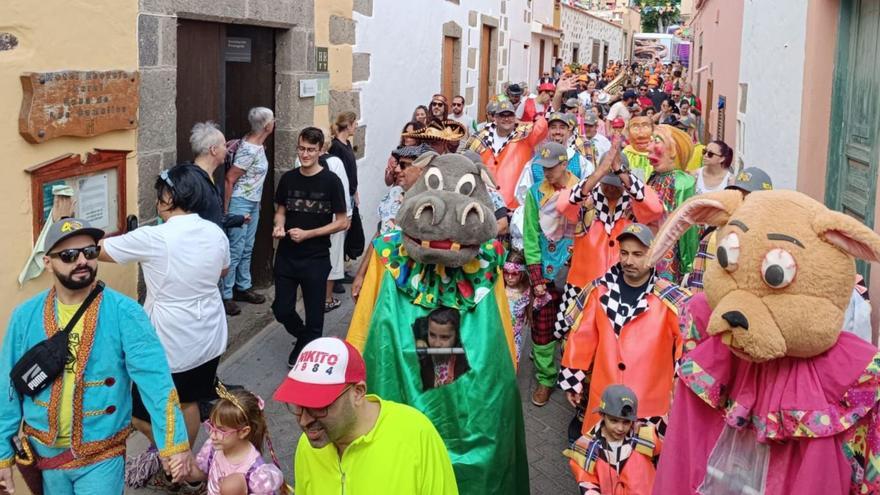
(558, 267), (687, 433)
(466, 117), (548, 208)
(564, 422), (662, 495)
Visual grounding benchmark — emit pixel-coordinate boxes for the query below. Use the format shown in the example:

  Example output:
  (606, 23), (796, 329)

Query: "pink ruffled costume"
(656, 293), (880, 495)
(196, 439), (284, 495)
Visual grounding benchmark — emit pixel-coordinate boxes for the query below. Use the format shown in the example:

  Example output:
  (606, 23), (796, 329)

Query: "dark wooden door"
(176, 20), (224, 162)
(225, 24), (277, 288)
(478, 25), (493, 122)
(442, 36), (455, 100)
(827, 0), (880, 281)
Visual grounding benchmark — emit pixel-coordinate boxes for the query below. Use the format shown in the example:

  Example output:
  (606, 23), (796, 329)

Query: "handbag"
(344, 205), (366, 260)
(10, 282), (104, 397)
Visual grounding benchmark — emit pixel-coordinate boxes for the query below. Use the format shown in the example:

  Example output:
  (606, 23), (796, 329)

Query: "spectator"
(506, 83), (526, 120)
(100, 164), (229, 483)
(448, 95), (475, 135)
(319, 137), (352, 313)
(0, 219), (191, 494)
(694, 140), (734, 194)
(272, 127), (348, 366)
(637, 84), (653, 111)
(412, 105), (429, 125)
(223, 106), (275, 316)
(428, 94), (449, 128)
(274, 337), (458, 494)
(329, 111), (359, 203)
(188, 122), (247, 231)
(607, 90), (637, 126)
(384, 121), (426, 187)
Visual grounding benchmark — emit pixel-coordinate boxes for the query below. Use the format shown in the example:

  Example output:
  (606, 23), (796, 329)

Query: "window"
(413, 308), (471, 391)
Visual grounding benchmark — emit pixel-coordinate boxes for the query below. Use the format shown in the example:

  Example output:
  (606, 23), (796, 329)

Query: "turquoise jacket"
(0, 286), (189, 468)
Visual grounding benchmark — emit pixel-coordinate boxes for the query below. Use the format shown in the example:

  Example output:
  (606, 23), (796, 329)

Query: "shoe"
(124, 446), (160, 488)
(233, 288), (266, 304)
(223, 299), (241, 316)
(333, 281), (346, 294)
(341, 273), (355, 284)
(324, 298), (342, 313)
(531, 384), (553, 407)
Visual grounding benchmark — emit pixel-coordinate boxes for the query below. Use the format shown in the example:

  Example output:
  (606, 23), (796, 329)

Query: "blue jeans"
(222, 196), (260, 299)
(34, 442), (124, 494)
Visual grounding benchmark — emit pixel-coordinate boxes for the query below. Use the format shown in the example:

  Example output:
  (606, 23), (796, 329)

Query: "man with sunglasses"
(0, 218), (191, 494)
(448, 95), (474, 136)
(428, 94), (449, 128)
(275, 337), (457, 495)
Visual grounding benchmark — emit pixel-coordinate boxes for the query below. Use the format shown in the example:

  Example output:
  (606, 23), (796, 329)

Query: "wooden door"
(176, 20), (224, 162)
(539, 39), (546, 78)
(442, 36), (455, 100)
(225, 24), (277, 288)
(826, 0), (880, 281)
(478, 25), (493, 121)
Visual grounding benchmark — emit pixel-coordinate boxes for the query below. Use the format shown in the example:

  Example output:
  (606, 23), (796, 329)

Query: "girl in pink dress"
(181, 385), (287, 495)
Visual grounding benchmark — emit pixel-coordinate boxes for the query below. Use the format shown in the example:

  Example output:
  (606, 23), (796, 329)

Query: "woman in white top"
(100, 164), (230, 473)
(694, 140), (734, 194)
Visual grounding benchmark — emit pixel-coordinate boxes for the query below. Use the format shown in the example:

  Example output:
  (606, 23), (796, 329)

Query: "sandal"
(324, 298), (342, 313)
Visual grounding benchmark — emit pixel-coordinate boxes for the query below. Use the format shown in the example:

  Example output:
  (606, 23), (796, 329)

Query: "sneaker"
(223, 299), (241, 316)
(341, 273), (355, 284)
(531, 384), (553, 407)
(333, 281), (346, 294)
(324, 298), (342, 313)
(125, 446), (160, 488)
(233, 288), (266, 304)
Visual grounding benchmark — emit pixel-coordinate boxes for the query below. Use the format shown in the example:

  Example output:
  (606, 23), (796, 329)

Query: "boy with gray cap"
(563, 384), (661, 495)
(521, 141), (582, 406)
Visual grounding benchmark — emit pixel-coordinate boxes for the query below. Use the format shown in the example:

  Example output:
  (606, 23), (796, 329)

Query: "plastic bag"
(698, 426), (769, 495)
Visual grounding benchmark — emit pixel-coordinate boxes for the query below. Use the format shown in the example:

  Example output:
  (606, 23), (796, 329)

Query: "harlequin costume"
(466, 110), (548, 208)
(553, 171), (664, 339)
(648, 189), (880, 494)
(347, 153), (529, 494)
(0, 285), (188, 493)
(557, 263), (688, 434)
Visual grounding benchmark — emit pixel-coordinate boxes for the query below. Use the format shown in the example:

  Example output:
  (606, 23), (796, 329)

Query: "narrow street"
(126, 292), (574, 494)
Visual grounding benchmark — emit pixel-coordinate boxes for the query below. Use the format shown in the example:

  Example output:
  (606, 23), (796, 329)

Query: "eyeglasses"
(397, 159), (414, 170)
(297, 145), (320, 154)
(703, 149), (720, 158)
(47, 245), (101, 263)
(431, 101), (446, 108)
(202, 420), (242, 438)
(159, 169), (174, 188)
(288, 385), (353, 419)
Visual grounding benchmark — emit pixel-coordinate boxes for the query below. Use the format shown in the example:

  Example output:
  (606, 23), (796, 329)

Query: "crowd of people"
(0, 56), (875, 495)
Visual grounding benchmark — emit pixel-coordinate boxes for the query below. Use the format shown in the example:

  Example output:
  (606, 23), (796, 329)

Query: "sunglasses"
(703, 149), (720, 158)
(431, 101), (446, 108)
(288, 385), (353, 419)
(47, 245), (101, 263)
(202, 420), (242, 438)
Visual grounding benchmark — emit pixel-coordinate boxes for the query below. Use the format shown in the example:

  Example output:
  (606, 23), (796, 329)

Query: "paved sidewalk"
(128, 292), (577, 494)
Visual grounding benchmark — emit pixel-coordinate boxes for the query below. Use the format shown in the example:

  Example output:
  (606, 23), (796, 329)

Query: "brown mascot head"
(396, 153), (498, 267)
(649, 189), (880, 362)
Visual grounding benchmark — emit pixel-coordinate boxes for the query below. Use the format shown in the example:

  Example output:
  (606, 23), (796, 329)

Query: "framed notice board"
(26, 149), (129, 242)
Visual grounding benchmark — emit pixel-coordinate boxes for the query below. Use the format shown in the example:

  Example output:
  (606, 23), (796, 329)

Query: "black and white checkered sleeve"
(628, 173), (646, 201)
(569, 177), (589, 204)
(558, 366), (588, 393)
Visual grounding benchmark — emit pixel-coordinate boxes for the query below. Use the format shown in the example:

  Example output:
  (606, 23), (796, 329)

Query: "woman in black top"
(328, 111), (358, 200)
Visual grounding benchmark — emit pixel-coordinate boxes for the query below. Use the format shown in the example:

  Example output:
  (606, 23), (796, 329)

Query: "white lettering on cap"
(288, 338), (349, 385)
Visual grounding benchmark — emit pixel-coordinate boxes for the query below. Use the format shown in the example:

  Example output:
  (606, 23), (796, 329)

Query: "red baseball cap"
(273, 337), (367, 408)
(611, 118), (626, 129)
(538, 82), (556, 92)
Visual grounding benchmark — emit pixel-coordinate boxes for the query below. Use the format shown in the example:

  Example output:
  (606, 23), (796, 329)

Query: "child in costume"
(649, 189), (880, 494)
(564, 384), (661, 495)
(503, 251), (535, 364)
(177, 384), (286, 495)
(415, 307), (472, 390)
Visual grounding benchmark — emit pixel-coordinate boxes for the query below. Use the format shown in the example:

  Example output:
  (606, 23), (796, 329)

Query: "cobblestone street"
(127, 291), (575, 494)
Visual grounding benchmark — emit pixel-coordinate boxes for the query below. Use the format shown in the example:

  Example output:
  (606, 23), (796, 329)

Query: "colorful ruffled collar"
(373, 229), (505, 310)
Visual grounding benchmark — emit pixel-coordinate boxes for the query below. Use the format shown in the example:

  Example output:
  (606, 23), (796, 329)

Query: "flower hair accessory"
(503, 262), (526, 273)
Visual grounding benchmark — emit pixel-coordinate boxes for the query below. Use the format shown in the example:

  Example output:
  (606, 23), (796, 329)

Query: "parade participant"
(554, 142), (664, 339)
(564, 385), (661, 495)
(606, 90), (636, 125)
(0, 219), (191, 494)
(583, 112), (611, 159)
(474, 100), (498, 134)
(622, 115), (654, 181)
(188, 122), (246, 231)
(693, 140), (733, 194)
(276, 338), (458, 495)
(223, 107), (274, 315)
(465, 99), (548, 208)
(646, 124), (698, 283)
(415, 307), (471, 391)
(179, 384), (285, 495)
(636, 84), (653, 111)
(428, 94), (450, 128)
(506, 83), (526, 119)
(384, 121), (425, 187)
(402, 121), (466, 155)
(649, 189), (880, 494)
(521, 81), (555, 122)
(558, 223), (687, 435)
(522, 142), (582, 406)
(503, 251), (537, 364)
(272, 127), (348, 366)
(563, 97), (580, 115)
(347, 153), (529, 494)
(609, 118), (627, 141)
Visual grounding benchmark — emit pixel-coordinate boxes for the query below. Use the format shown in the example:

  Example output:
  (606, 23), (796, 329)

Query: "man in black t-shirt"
(273, 127), (348, 366)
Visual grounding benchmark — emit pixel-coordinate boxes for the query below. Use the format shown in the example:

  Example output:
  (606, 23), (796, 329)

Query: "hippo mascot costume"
(347, 153), (529, 494)
(649, 189), (880, 494)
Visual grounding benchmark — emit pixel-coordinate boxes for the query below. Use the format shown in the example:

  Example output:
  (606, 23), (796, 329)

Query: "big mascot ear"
(647, 189), (744, 266)
(812, 210), (880, 263)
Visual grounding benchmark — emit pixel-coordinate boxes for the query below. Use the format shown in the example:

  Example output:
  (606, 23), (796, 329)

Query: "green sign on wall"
(316, 47), (329, 72)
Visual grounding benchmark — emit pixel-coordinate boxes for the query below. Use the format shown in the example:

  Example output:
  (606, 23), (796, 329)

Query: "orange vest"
(563, 189), (664, 289)
(569, 449), (658, 495)
(562, 283), (683, 432)
(474, 117), (549, 209)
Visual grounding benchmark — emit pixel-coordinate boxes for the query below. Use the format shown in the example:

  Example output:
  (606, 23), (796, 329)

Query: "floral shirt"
(231, 140), (270, 202)
(377, 186), (405, 235)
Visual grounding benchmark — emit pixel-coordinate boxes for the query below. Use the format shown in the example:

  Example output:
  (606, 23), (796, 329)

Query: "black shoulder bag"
(10, 281), (104, 397)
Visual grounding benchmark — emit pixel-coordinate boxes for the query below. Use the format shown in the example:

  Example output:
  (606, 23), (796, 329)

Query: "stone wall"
(137, 0), (317, 223)
(560, 4), (623, 69)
